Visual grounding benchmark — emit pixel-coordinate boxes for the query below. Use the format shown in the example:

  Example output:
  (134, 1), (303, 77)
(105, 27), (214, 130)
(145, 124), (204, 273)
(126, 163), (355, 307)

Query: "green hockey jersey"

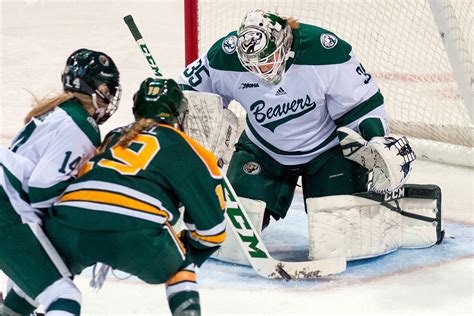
(53, 123), (226, 256)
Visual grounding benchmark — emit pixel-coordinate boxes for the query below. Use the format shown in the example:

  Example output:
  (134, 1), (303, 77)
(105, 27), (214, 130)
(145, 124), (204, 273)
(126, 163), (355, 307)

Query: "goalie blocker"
(307, 184), (444, 261)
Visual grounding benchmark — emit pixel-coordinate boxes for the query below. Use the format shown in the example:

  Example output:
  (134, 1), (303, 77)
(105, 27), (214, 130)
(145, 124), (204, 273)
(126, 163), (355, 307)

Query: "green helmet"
(237, 9), (294, 85)
(132, 78), (188, 129)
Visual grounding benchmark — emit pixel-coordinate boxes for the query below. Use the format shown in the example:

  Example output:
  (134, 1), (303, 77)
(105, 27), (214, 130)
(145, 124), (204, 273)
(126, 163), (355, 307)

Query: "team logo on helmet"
(320, 33), (338, 49)
(239, 27), (267, 54)
(222, 35), (238, 54)
(243, 161), (261, 175)
(98, 54), (110, 66)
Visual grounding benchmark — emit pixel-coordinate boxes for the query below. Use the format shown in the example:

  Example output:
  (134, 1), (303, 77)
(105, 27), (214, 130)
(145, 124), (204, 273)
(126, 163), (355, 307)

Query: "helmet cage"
(238, 34), (289, 84)
(70, 77), (122, 125)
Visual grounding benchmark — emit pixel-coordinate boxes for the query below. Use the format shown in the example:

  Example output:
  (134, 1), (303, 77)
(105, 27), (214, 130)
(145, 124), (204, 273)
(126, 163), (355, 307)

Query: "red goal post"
(184, 0), (473, 167)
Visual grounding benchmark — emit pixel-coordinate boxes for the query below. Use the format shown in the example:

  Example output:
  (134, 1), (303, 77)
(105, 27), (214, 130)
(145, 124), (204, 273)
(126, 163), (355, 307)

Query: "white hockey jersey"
(177, 23), (389, 165)
(0, 99), (100, 222)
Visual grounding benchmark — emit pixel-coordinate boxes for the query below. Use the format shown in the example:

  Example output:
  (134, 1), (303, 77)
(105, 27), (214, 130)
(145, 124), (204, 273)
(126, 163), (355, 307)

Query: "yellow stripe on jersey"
(60, 190), (169, 218)
(77, 161), (94, 177)
(191, 230), (227, 245)
(159, 124), (222, 179)
(166, 270), (196, 286)
(165, 223), (187, 256)
(215, 184), (225, 210)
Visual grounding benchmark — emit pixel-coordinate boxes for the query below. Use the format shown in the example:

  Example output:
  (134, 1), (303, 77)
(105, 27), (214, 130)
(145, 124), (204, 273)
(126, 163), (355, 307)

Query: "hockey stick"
(123, 15), (162, 78)
(123, 15), (346, 279)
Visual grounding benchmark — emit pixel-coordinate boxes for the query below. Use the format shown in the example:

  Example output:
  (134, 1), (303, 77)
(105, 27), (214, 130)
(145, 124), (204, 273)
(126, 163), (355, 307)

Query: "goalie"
(177, 9), (442, 265)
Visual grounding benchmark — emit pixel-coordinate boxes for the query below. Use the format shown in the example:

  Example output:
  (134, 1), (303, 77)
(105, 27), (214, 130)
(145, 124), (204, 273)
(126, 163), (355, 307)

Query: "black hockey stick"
(123, 14), (346, 279)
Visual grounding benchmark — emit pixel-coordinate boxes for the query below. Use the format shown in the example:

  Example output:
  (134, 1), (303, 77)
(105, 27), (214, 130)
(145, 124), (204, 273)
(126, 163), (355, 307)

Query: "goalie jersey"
(0, 100), (100, 223)
(53, 123), (226, 264)
(177, 23), (389, 165)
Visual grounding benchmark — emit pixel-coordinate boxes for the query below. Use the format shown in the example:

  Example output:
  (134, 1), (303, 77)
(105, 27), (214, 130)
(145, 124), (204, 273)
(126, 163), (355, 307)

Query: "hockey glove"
(178, 230), (220, 267)
(337, 127), (416, 193)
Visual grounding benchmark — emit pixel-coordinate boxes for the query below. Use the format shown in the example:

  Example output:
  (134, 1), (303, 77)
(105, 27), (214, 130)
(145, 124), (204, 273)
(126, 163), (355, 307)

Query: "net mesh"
(195, 0), (473, 149)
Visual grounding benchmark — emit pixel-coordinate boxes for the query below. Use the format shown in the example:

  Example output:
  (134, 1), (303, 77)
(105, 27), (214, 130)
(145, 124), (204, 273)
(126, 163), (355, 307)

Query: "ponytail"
(117, 118), (158, 148)
(24, 92), (107, 124)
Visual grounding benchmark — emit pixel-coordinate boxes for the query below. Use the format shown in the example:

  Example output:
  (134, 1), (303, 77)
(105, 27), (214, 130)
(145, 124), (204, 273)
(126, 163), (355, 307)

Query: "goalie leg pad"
(212, 197), (266, 265)
(307, 184), (442, 261)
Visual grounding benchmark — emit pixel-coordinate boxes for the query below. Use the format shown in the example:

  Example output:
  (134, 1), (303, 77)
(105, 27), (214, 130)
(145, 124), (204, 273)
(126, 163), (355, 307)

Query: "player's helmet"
(132, 78), (188, 130)
(62, 48), (121, 124)
(237, 9), (293, 85)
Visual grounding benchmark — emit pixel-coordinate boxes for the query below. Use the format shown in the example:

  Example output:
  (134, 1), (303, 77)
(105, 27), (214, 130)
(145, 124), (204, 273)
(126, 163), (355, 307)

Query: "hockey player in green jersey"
(0, 48), (121, 315)
(41, 77), (226, 315)
(177, 9), (417, 264)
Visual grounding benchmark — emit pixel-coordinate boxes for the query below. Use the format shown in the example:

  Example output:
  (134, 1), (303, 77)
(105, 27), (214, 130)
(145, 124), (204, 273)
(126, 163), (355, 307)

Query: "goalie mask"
(62, 48), (122, 124)
(132, 78), (188, 131)
(237, 9), (294, 85)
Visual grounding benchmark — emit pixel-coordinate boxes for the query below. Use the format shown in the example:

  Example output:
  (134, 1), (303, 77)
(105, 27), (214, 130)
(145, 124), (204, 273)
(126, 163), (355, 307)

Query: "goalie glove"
(178, 229), (220, 267)
(337, 127), (416, 193)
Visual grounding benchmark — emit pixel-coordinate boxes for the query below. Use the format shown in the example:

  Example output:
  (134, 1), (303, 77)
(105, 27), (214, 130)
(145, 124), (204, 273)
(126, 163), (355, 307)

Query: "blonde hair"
(117, 118), (158, 148)
(286, 17), (300, 30)
(24, 92), (107, 124)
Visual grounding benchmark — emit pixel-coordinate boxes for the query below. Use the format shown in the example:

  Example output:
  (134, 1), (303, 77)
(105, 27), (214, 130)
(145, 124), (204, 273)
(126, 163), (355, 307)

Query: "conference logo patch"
(222, 35), (238, 54)
(243, 162), (261, 175)
(320, 33), (338, 49)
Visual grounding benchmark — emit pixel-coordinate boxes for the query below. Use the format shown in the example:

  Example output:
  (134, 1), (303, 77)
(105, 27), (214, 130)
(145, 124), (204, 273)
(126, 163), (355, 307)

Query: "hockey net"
(184, 0), (473, 167)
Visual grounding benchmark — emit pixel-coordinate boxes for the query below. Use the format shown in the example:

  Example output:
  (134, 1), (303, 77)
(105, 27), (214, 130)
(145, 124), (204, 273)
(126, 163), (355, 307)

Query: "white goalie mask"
(237, 9), (294, 85)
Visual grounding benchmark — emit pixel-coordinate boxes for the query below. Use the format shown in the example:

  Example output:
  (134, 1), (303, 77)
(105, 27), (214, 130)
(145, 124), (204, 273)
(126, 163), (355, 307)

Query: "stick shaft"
(123, 15), (162, 77)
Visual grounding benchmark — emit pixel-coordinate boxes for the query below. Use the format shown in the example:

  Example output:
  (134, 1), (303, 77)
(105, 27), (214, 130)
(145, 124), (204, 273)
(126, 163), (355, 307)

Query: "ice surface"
(0, 1), (472, 315)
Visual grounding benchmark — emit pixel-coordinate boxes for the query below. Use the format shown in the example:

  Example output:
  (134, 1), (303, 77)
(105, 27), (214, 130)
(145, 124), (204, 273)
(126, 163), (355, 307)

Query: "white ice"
(0, 1), (473, 315)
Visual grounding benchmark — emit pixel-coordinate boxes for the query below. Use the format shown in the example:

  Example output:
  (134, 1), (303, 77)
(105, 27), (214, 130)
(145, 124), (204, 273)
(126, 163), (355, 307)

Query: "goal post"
(429, 0), (473, 122)
(184, 0), (473, 167)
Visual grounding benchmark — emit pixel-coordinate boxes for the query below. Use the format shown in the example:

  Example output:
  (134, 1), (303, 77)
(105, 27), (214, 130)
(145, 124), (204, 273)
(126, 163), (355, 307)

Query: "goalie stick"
(123, 15), (346, 279)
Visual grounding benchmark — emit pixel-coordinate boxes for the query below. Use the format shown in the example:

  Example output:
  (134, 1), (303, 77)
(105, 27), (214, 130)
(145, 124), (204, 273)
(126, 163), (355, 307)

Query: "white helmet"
(237, 9), (294, 85)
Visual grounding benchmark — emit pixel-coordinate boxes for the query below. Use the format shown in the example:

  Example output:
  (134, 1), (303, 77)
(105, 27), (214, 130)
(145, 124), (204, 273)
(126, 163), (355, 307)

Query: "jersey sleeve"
(177, 55), (215, 93)
(325, 50), (389, 139)
(176, 33), (240, 108)
(179, 172), (226, 266)
(177, 55), (232, 108)
(28, 121), (97, 208)
(159, 129), (227, 266)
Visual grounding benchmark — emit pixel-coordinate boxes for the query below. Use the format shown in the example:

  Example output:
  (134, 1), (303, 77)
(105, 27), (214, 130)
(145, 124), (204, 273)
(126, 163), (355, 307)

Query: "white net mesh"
(194, 0), (473, 161)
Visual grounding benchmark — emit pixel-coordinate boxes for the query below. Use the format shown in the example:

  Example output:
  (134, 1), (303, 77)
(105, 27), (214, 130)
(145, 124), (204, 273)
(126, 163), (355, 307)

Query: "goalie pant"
(223, 131), (371, 224)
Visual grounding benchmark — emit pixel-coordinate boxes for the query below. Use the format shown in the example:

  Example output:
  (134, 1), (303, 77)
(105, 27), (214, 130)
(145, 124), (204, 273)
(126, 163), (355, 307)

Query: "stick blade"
(263, 257), (347, 280)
